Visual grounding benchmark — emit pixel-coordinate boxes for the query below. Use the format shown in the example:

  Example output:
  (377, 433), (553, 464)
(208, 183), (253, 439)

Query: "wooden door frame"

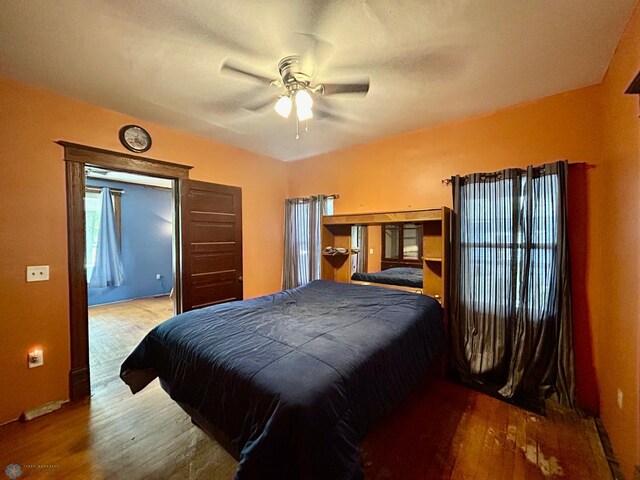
(60, 141), (192, 401)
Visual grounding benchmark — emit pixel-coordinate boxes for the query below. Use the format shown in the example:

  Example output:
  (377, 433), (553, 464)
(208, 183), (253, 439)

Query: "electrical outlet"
(369, 248), (374, 255)
(26, 265), (49, 282)
(28, 349), (44, 368)
(156, 274), (163, 280)
(617, 388), (623, 409)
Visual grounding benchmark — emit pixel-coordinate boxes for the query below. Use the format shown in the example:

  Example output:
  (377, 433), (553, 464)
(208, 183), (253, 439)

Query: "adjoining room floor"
(0, 298), (612, 479)
(88, 296), (173, 394)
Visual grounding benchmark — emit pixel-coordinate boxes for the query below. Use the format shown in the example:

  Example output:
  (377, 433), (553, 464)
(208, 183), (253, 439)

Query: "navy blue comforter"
(120, 280), (444, 480)
(352, 267), (424, 288)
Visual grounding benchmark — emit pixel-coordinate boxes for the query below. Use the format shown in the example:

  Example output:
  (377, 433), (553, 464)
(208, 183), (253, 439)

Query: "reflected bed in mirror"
(352, 267), (423, 289)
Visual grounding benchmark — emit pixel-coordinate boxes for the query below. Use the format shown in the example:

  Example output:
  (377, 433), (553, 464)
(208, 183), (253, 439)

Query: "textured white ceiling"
(0, 0), (636, 161)
(86, 167), (173, 189)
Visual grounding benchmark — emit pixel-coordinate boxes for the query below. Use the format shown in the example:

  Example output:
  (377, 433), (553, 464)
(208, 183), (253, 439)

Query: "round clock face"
(119, 125), (152, 153)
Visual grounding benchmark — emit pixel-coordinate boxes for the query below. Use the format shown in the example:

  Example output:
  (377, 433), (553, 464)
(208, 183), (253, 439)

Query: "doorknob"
(238, 276), (243, 283)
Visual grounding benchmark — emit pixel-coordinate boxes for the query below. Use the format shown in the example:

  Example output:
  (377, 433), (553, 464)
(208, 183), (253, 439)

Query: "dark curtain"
(282, 195), (330, 290)
(450, 160), (575, 407)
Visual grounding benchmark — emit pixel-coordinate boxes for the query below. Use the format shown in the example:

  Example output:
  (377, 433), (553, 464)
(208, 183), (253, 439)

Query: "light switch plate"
(26, 265), (49, 282)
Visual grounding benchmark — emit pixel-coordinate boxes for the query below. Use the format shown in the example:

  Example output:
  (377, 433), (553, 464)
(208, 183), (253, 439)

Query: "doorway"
(84, 167), (177, 393)
(62, 141), (244, 401)
(62, 142), (191, 400)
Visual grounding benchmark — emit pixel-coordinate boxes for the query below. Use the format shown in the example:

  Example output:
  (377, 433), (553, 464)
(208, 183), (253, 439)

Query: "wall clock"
(119, 125), (152, 153)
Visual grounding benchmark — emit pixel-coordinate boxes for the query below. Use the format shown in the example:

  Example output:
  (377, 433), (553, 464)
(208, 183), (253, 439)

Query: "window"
(85, 188), (121, 280)
(282, 195), (333, 289)
(460, 173), (559, 311)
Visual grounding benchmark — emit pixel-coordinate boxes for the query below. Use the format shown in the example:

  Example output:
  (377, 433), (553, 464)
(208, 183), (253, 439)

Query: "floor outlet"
(28, 349), (44, 368)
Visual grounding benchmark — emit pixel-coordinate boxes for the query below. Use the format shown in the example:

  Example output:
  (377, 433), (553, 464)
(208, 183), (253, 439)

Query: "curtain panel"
(282, 195), (332, 290)
(89, 187), (124, 288)
(450, 160), (575, 407)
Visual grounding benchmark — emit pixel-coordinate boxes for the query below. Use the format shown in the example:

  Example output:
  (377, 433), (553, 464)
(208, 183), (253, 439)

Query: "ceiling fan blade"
(315, 109), (347, 123)
(360, 0), (390, 29)
(244, 95), (278, 112)
(294, 33), (334, 77)
(220, 59), (276, 86)
(319, 79), (370, 96)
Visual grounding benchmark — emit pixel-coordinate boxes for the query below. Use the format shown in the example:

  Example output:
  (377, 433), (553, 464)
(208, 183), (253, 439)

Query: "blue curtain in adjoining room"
(89, 187), (124, 288)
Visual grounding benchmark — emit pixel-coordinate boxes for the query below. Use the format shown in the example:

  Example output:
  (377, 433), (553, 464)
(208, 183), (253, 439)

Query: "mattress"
(120, 280), (444, 480)
(351, 266), (424, 288)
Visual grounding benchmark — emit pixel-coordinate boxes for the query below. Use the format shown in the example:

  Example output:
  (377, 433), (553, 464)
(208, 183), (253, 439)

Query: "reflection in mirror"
(383, 223), (422, 262)
(351, 223), (424, 290)
(384, 224), (399, 259)
(402, 224), (420, 260)
(350, 225), (368, 275)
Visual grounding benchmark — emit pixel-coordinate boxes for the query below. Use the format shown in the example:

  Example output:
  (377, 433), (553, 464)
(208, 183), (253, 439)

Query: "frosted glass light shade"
(295, 89), (313, 110)
(297, 106), (313, 121)
(274, 95), (292, 118)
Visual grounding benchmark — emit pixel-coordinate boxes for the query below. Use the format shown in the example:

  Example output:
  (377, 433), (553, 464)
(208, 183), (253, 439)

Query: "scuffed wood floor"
(0, 297), (612, 479)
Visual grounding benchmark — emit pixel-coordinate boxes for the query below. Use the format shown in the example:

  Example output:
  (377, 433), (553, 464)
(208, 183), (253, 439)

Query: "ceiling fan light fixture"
(297, 106), (313, 121)
(274, 95), (292, 118)
(295, 89), (313, 110)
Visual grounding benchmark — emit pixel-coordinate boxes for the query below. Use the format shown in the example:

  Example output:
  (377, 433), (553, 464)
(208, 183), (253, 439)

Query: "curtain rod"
(440, 162), (588, 185)
(288, 194), (340, 203)
(86, 186), (124, 194)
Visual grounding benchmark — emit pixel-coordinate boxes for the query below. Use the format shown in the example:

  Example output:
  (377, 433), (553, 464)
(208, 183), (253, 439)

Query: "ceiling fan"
(220, 41), (370, 138)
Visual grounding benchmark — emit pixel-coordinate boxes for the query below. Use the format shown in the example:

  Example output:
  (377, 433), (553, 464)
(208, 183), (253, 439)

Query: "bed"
(351, 266), (424, 288)
(120, 280), (444, 480)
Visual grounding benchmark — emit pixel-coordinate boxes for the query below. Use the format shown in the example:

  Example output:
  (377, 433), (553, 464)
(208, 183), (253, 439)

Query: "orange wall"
(598, 4), (640, 476)
(0, 77), (287, 425)
(287, 10), (639, 472)
(288, 86), (603, 212)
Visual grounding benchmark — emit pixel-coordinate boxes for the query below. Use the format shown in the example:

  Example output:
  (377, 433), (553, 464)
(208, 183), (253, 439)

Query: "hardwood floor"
(0, 297), (612, 479)
(89, 296), (175, 370)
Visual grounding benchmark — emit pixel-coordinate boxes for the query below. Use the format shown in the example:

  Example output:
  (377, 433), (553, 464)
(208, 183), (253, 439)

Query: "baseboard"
(594, 417), (626, 480)
(69, 366), (90, 401)
(20, 400), (68, 422)
(0, 416), (20, 427)
(89, 293), (171, 307)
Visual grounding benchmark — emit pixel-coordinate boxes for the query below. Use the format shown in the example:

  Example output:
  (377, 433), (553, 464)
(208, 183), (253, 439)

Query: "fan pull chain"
(305, 120), (309, 133)
(296, 117), (300, 140)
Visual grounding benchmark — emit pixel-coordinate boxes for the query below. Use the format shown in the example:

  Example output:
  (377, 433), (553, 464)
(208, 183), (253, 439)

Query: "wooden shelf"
(423, 257), (443, 262)
(323, 252), (348, 257)
(323, 208), (443, 226)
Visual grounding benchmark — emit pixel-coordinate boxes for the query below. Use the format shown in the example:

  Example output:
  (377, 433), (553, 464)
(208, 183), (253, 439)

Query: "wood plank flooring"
(0, 297), (612, 479)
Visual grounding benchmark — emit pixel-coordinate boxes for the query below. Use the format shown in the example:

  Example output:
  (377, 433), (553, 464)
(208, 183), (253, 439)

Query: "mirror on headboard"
(321, 207), (451, 305)
(351, 223), (424, 291)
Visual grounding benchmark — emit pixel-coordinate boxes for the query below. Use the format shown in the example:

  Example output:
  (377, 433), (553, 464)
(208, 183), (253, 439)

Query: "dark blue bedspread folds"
(351, 267), (424, 288)
(120, 280), (444, 480)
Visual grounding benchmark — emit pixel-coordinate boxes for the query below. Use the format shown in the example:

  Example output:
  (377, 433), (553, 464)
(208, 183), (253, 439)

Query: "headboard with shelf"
(321, 207), (452, 308)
